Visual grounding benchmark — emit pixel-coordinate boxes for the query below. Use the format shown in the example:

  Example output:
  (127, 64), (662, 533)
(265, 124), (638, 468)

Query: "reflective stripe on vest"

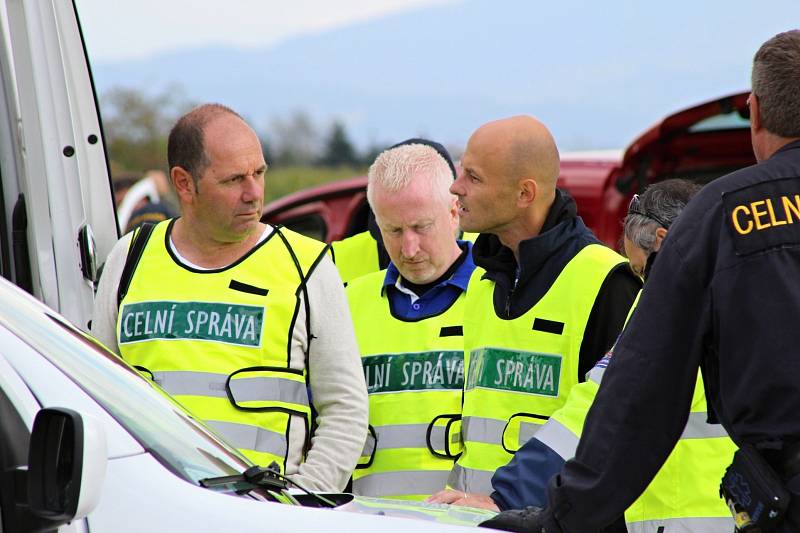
(117, 220), (325, 471)
(455, 244), (627, 493)
(459, 416), (546, 451)
(534, 417), (578, 461)
(681, 412), (729, 440)
(205, 420), (288, 457)
(346, 269), (468, 499)
(360, 423), (449, 454)
(152, 370), (310, 406)
(587, 364), (605, 385)
(447, 462), (495, 495)
(517, 422), (541, 446)
(332, 231), (380, 285)
(624, 373), (736, 526)
(461, 416), (505, 445)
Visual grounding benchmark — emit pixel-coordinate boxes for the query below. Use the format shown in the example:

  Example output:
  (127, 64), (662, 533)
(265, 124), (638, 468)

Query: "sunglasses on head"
(628, 194), (671, 229)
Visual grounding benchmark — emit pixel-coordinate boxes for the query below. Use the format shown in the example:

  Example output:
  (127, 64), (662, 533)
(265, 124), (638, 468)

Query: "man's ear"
(449, 196), (460, 225)
(171, 166), (196, 203)
(749, 92), (762, 133)
(653, 227), (668, 251)
(518, 178), (537, 207)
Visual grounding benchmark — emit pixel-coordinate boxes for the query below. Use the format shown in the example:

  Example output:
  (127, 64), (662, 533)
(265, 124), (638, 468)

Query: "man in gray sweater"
(91, 103), (367, 492)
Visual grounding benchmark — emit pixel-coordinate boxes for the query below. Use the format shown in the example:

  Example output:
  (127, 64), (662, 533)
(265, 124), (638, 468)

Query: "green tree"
(319, 121), (359, 167)
(268, 111), (319, 166)
(361, 142), (388, 166)
(101, 85), (193, 176)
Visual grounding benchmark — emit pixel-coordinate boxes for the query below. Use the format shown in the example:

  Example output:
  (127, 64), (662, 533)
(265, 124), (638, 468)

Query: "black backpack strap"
(117, 222), (156, 307)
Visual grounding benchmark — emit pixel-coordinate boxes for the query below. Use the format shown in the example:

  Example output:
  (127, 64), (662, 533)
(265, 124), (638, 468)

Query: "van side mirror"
(27, 408), (107, 525)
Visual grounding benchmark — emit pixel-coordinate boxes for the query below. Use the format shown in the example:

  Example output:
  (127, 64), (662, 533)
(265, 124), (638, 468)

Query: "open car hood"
(614, 91), (755, 194)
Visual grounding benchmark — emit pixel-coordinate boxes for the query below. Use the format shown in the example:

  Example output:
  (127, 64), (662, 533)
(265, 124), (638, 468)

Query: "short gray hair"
(752, 30), (800, 138)
(168, 103), (245, 185)
(624, 179), (701, 253)
(366, 143), (455, 208)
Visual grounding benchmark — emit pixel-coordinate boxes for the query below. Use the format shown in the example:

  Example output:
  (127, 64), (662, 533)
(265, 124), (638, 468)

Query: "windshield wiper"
(200, 464), (287, 492)
(200, 462), (337, 507)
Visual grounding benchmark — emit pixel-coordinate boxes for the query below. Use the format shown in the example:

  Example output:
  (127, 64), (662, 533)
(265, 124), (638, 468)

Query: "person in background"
(124, 169), (179, 232)
(113, 169), (178, 233)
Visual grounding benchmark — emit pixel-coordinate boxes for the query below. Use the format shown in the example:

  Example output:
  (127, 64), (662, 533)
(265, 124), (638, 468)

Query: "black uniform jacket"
(472, 189), (641, 381)
(544, 140), (800, 532)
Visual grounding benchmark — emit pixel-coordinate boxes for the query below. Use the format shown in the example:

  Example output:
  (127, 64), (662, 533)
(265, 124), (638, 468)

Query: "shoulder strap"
(117, 222), (156, 307)
(272, 226), (315, 355)
(272, 225), (321, 451)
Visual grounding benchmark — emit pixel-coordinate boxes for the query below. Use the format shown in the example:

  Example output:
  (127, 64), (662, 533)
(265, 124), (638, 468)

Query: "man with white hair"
(346, 138), (475, 500)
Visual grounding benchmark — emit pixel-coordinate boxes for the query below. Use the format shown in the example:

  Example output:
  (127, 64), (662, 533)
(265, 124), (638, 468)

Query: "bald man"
(435, 116), (640, 497)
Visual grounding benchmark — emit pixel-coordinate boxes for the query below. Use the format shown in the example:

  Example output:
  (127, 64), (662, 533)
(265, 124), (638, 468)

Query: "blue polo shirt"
(382, 241), (475, 320)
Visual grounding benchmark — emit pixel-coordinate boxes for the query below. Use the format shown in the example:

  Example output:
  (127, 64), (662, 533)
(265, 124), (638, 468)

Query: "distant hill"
(91, 0), (798, 151)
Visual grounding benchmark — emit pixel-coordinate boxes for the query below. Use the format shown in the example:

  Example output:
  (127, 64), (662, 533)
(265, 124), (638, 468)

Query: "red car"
(263, 92), (754, 249)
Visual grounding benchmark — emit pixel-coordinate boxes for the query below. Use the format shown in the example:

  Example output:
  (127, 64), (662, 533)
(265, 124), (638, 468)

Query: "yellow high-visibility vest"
(117, 220), (326, 471)
(331, 231), (381, 285)
(347, 269), (467, 500)
(450, 243), (627, 494)
(539, 360), (735, 532)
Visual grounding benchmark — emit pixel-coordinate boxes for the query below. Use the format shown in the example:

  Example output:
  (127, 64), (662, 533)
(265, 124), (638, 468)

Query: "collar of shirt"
(381, 241), (474, 320)
(382, 241), (473, 293)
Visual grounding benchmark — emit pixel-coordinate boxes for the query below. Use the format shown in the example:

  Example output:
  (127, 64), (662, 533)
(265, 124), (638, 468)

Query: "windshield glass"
(688, 110), (750, 133)
(0, 287), (250, 484)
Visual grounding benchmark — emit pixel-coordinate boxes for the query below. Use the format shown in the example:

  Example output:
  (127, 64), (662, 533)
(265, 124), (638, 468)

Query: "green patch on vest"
(362, 351), (464, 394)
(466, 348), (561, 397)
(119, 301), (264, 347)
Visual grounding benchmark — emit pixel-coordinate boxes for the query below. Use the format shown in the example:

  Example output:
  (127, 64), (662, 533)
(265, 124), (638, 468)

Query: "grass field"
(264, 165), (367, 203)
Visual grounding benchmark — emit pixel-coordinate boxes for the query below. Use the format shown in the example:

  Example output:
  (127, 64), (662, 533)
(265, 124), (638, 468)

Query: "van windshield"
(0, 288), (251, 484)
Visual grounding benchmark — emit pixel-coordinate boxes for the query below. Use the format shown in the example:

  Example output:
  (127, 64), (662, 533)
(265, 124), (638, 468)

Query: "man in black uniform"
(482, 29), (800, 533)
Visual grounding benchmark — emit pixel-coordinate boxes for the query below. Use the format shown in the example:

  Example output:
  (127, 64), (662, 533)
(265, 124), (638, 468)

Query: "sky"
(74, 1), (799, 153)
(76, 0), (454, 62)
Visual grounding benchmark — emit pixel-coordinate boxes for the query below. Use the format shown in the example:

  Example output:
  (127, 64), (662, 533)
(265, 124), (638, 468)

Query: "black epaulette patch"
(723, 176), (800, 256)
(439, 325), (463, 337)
(229, 279), (269, 296)
(532, 318), (564, 335)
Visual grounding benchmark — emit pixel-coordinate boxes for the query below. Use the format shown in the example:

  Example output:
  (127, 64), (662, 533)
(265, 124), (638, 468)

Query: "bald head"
(468, 115), (560, 191)
(454, 115), (562, 246)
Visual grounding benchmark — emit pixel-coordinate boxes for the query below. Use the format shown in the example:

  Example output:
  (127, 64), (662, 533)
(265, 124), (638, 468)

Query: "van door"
(0, 0), (117, 329)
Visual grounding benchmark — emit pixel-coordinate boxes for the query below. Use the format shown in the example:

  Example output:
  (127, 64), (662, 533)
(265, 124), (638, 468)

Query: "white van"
(0, 1), (117, 331)
(0, 275), (493, 532)
(0, 3), (494, 532)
